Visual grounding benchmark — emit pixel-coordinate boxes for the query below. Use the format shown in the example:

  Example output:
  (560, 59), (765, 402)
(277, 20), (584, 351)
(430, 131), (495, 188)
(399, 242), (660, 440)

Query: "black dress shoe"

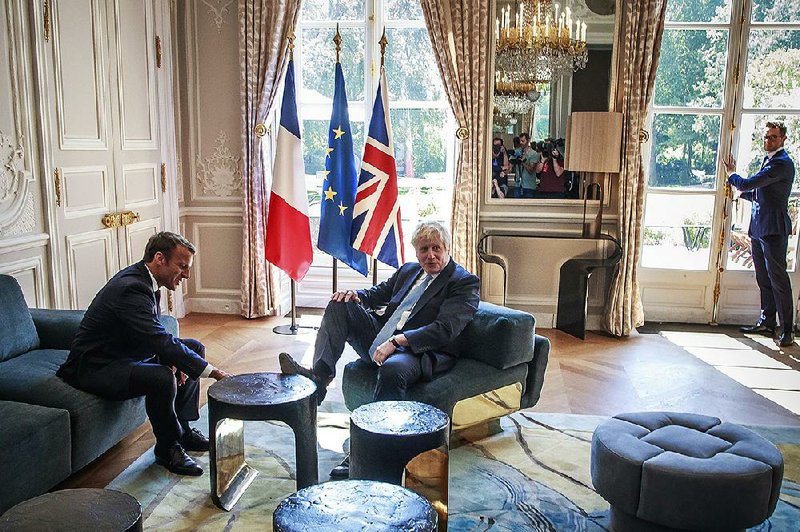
(777, 331), (795, 347)
(155, 444), (203, 476)
(329, 454), (349, 479)
(180, 427), (210, 452)
(739, 321), (775, 335)
(279, 352), (328, 405)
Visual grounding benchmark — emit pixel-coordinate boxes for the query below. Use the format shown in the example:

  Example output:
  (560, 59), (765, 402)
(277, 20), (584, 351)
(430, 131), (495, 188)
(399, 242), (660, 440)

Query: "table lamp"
(564, 112), (623, 237)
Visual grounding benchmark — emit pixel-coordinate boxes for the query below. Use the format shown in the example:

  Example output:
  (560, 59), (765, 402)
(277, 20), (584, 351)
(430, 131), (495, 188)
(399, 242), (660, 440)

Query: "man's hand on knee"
(372, 341), (396, 366)
(331, 290), (361, 303)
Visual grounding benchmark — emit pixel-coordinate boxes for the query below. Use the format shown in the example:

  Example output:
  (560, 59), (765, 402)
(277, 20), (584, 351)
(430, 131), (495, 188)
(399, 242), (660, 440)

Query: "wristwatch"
(390, 336), (401, 348)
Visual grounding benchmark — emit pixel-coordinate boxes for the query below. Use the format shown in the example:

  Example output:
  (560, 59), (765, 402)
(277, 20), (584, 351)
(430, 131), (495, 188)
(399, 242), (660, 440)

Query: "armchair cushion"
(0, 275), (39, 362)
(30, 309), (86, 350)
(454, 301), (535, 370)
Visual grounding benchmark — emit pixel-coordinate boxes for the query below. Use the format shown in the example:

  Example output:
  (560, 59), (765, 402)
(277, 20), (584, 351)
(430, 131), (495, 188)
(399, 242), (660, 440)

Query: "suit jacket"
(728, 149), (796, 238)
(357, 258), (480, 377)
(58, 261), (207, 397)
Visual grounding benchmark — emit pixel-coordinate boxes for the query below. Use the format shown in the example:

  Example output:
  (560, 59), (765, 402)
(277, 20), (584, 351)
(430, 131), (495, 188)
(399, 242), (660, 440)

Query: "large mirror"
(490, 0), (617, 200)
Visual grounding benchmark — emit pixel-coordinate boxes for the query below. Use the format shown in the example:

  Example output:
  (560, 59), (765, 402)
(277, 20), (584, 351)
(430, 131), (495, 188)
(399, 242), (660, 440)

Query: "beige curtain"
(239, 0), (301, 318)
(603, 0), (668, 336)
(420, 0), (492, 274)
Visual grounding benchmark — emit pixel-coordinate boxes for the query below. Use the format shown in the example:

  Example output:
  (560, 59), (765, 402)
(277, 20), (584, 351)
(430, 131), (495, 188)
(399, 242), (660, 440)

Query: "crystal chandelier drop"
(495, 0), (589, 81)
(494, 74), (542, 116)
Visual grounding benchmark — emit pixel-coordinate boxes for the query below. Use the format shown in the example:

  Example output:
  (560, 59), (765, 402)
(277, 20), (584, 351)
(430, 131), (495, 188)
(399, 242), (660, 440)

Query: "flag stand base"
(272, 323), (316, 335)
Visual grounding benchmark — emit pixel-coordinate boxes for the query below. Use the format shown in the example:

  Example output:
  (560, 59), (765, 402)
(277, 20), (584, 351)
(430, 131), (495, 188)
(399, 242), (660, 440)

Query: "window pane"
(641, 192), (714, 269)
(648, 113), (721, 189)
(665, 0), (731, 23)
(751, 0), (800, 23)
(387, 0), (423, 20)
(389, 108), (448, 179)
(384, 28), (444, 102)
(301, 27), (365, 102)
(301, 0), (364, 21)
(743, 30), (800, 109)
(654, 29), (728, 108)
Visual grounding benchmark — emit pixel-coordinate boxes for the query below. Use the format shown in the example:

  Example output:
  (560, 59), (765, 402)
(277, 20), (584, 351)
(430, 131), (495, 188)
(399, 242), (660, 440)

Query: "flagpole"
(372, 258), (378, 286)
(273, 280), (316, 335)
(372, 27), (388, 289)
(333, 257), (338, 293)
(331, 25), (341, 296)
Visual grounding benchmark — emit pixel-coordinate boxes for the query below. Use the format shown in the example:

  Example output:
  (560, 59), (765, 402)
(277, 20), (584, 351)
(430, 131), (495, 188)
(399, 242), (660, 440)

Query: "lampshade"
(564, 112), (623, 173)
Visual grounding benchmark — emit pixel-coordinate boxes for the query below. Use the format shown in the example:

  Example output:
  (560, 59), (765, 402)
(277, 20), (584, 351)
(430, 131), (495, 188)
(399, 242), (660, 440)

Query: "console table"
(477, 230), (622, 339)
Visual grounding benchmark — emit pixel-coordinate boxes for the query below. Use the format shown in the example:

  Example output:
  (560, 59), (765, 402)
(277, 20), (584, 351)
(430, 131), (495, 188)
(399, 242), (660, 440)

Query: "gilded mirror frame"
(485, 0), (621, 206)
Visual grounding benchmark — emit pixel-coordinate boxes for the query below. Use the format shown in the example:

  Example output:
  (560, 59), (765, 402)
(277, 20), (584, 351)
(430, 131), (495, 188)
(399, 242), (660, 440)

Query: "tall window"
(295, 0), (454, 286)
(642, 0), (800, 271)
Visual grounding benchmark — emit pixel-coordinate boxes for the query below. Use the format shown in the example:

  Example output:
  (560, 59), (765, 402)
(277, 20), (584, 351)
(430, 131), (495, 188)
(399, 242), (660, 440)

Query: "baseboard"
(186, 297), (241, 314)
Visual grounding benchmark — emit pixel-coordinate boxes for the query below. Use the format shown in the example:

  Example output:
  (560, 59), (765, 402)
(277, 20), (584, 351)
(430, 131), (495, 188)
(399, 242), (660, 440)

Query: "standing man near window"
(724, 121), (796, 347)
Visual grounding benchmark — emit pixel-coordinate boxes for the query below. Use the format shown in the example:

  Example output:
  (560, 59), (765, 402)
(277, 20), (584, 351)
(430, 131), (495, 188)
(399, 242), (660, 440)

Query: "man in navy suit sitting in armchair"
(280, 220), (480, 477)
(724, 121), (796, 347)
(58, 232), (230, 476)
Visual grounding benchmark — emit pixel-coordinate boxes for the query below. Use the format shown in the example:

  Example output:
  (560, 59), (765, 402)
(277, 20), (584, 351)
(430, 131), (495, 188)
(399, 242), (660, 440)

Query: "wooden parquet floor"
(58, 312), (800, 490)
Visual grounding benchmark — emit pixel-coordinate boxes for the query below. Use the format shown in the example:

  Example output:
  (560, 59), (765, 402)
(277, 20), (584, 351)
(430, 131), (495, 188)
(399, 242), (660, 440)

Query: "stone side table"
(208, 372), (318, 511)
(273, 480), (437, 531)
(0, 488), (141, 532)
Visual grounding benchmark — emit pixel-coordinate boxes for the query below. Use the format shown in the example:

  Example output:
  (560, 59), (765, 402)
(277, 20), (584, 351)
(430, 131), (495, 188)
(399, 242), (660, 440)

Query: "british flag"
(351, 67), (405, 268)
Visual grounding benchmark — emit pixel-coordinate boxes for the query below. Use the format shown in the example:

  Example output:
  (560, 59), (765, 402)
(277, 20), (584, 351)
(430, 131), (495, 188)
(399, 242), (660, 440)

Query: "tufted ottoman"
(591, 412), (784, 531)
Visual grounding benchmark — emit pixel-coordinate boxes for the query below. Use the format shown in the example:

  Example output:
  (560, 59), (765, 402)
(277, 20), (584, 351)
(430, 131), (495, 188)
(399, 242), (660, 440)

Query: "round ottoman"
(591, 412), (784, 531)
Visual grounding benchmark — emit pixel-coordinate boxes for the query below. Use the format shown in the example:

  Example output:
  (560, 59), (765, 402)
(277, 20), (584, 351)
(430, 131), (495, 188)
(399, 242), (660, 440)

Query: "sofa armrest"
(29, 309), (85, 350)
(521, 333), (550, 409)
(29, 310), (179, 350)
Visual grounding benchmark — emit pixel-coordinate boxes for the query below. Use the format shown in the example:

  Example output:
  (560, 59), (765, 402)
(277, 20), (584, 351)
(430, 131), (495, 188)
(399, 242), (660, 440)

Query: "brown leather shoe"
(739, 320), (775, 336)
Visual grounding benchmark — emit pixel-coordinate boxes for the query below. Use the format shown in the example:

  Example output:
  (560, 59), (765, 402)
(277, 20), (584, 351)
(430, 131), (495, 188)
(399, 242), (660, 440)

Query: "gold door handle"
(120, 211), (140, 226)
(101, 213), (121, 228)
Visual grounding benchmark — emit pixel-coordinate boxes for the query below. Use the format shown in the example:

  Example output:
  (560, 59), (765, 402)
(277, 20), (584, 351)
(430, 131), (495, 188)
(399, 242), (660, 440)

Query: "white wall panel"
(65, 229), (115, 309)
(52, 0), (109, 150)
(0, 256), (47, 307)
(122, 163), (159, 207)
(125, 217), (160, 267)
(62, 165), (110, 217)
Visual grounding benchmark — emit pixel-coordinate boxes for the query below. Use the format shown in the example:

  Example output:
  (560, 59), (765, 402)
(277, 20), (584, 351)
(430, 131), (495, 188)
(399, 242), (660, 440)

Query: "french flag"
(265, 59), (312, 282)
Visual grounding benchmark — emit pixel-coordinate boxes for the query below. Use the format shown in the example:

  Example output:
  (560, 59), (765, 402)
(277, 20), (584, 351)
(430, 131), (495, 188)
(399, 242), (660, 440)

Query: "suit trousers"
(751, 234), (794, 331)
(312, 300), (424, 401)
(128, 338), (204, 448)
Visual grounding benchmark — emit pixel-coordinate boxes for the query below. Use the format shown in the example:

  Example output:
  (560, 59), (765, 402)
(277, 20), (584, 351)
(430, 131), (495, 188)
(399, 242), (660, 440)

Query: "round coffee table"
(0, 488), (141, 531)
(350, 400), (449, 484)
(208, 372), (318, 511)
(273, 480), (437, 531)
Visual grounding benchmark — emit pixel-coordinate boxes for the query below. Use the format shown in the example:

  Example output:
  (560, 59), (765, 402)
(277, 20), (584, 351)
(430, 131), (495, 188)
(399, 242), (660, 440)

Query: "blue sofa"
(342, 301), (549, 430)
(0, 275), (174, 514)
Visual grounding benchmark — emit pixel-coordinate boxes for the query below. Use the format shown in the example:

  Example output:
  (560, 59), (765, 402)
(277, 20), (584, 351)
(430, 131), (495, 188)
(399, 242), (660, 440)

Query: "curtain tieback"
(254, 123), (268, 137)
(638, 128), (650, 143)
(455, 127), (469, 140)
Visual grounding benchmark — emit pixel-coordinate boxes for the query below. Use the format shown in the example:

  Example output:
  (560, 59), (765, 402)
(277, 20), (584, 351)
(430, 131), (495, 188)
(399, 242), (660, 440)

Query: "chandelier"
(494, 75), (542, 116)
(495, 0), (589, 81)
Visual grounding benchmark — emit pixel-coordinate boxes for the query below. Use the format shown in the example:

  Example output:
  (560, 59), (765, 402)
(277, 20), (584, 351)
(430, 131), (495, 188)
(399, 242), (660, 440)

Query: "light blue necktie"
(370, 273), (433, 355)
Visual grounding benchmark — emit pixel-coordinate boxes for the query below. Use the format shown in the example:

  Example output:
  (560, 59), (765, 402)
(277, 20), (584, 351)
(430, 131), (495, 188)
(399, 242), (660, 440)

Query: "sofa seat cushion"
(453, 302), (534, 370)
(0, 349), (146, 471)
(343, 357), (528, 416)
(0, 400), (71, 514)
(0, 275), (40, 362)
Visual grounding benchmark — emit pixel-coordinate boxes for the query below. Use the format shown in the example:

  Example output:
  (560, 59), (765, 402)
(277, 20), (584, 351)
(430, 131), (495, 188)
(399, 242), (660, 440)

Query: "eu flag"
(317, 63), (369, 276)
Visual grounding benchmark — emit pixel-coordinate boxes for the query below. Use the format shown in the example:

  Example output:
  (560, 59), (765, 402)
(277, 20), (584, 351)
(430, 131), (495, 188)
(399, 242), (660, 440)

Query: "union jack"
(351, 66), (405, 268)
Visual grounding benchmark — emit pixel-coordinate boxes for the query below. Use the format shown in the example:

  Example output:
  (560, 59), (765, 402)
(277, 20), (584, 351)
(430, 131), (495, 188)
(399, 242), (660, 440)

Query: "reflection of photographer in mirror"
(491, 137), (510, 198)
(518, 133), (539, 198)
(533, 138), (567, 199)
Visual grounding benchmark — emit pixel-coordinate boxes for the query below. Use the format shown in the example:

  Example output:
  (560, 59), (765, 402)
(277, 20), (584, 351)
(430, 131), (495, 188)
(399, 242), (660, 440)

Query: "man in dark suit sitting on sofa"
(58, 232), (229, 476)
(280, 220), (480, 477)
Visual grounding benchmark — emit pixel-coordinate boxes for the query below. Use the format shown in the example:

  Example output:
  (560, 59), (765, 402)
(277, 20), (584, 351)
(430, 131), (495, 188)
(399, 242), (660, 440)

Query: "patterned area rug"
(108, 408), (800, 531)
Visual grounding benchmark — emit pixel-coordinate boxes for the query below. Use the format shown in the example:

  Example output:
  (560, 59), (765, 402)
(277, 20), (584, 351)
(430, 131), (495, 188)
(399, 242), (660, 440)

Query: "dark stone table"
(0, 488), (141, 531)
(208, 372), (318, 511)
(350, 400), (449, 484)
(273, 480), (437, 531)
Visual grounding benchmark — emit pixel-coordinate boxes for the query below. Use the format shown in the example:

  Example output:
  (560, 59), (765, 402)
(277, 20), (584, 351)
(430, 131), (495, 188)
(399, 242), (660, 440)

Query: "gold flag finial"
(333, 24), (342, 63)
(288, 31), (295, 60)
(379, 28), (388, 67)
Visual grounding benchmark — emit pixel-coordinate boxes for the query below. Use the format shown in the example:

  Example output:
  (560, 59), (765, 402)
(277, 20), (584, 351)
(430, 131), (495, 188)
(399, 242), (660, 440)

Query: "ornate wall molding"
(0, 190), (36, 237)
(200, 0), (234, 33)
(0, 128), (30, 232)
(196, 130), (242, 197)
